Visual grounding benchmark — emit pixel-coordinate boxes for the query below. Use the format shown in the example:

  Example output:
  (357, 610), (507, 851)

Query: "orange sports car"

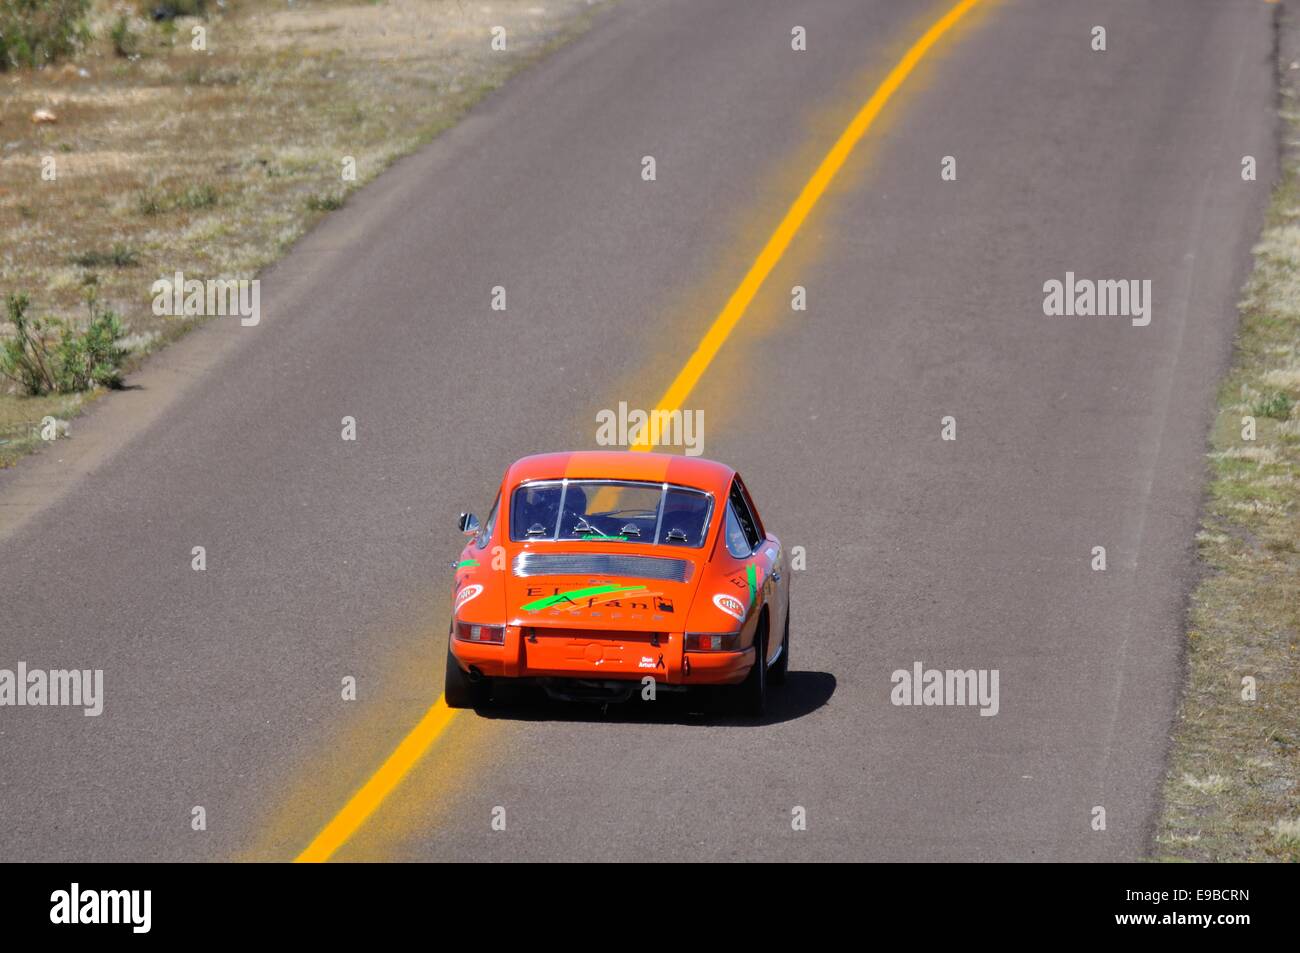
(445, 451), (790, 714)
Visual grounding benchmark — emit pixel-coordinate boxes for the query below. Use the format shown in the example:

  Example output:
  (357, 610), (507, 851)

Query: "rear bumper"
(450, 624), (753, 686)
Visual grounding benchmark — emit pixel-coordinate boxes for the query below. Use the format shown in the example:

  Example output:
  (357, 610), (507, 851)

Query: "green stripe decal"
(456, 559), (480, 569)
(521, 584), (646, 612)
(746, 563), (757, 605)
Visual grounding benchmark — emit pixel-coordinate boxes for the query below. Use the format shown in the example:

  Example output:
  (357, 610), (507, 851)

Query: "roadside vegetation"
(1155, 6), (1300, 862)
(0, 0), (610, 465)
(1, 292), (127, 394)
(0, 0), (92, 70)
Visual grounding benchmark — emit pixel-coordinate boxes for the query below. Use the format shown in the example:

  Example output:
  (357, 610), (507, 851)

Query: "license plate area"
(523, 628), (667, 673)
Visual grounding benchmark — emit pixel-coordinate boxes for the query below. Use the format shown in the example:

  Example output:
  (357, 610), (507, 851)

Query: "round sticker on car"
(712, 593), (745, 622)
(455, 583), (484, 614)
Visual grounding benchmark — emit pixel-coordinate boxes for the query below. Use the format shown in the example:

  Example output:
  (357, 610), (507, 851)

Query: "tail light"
(685, 632), (741, 652)
(455, 622), (506, 645)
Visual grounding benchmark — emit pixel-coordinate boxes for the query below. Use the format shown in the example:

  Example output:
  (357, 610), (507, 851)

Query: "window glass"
(511, 483), (564, 540)
(736, 477), (765, 539)
(725, 501), (752, 558)
(509, 480), (713, 548)
(658, 488), (710, 547)
(476, 494), (499, 550)
(556, 482), (661, 542)
(729, 482), (762, 551)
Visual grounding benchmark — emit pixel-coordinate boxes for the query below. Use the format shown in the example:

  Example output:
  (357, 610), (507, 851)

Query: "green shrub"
(1, 293), (127, 396)
(1, 294), (58, 394)
(69, 244), (139, 268)
(138, 184), (217, 215)
(137, 190), (164, 216)
(0, 0), (91, 70)
(306, 192), (344, 212)
(57, 300), (128, 391)
(1250, 391), (1295, 421)
(176, 183), (217, 209)
(109, 13), (137, 58)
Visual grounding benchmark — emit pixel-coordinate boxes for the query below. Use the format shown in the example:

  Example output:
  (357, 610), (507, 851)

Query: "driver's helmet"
(562, 484), (589, 522)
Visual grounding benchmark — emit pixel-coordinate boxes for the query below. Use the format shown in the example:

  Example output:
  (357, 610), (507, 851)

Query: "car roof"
(503, 451), (735, 498)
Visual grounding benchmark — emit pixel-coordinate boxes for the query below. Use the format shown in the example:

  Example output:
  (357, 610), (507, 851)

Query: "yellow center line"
(295, 697), (456, 862)
(295, 0), (985, 862)
(632, 0), (984, 450)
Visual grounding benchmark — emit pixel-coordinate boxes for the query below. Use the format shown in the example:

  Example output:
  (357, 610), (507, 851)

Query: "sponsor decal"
(518, 586), (674, 617)
(603, 596), (673, 614)
(454, 584), (484, 613)
(746, 562), (759, 604)
(456, 558), (480, 569)
(712, 592), (745, 622)
(521, 583), (646, 613)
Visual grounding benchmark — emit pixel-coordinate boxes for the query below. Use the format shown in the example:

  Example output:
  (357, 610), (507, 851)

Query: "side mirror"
(458, 512), (480, 537)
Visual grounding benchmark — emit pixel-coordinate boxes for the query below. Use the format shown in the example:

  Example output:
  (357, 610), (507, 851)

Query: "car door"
(735, 476), (787, 644)
(727, 477), (779, 665)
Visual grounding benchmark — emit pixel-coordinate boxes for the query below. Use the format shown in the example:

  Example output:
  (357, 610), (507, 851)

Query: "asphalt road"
(0, 0), (1278, 862)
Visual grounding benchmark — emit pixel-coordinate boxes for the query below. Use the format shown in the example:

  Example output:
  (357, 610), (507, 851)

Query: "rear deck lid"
(507, 550), (702, 632)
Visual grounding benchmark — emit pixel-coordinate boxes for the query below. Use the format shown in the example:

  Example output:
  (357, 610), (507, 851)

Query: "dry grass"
(0, 0), (609, 465)
(1154, 8), (1300, 863)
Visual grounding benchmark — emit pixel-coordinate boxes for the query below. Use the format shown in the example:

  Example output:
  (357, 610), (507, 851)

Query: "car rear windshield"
(509, 480), (712, 548)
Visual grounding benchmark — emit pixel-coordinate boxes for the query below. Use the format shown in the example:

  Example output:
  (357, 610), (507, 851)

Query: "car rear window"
(510, 480), (712, 547)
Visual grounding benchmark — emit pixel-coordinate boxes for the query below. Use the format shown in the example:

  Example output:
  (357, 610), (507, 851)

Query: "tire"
(738, 612), (768, 716)
(770, 607), (790, 687)
(443, 643), (488, 709)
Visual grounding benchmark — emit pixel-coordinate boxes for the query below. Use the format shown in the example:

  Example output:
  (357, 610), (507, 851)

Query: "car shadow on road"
(472, 670), (836, 727)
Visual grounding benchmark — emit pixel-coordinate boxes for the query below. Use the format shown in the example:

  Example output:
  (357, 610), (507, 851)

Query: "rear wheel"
(738, 613), (768, 716)
(443, 643), (488, 709)
(770, 607), (790, 686)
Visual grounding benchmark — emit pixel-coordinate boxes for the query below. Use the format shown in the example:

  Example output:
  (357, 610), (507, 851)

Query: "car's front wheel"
(443, 643), (489, 709)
